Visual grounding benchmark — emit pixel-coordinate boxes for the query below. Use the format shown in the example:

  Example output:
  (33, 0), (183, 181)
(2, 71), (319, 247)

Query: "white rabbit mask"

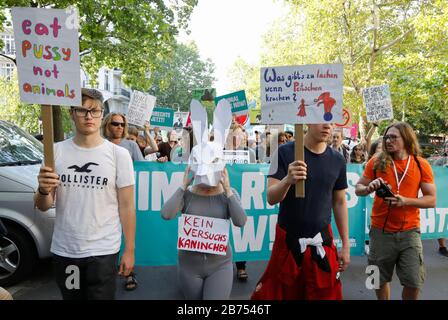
(189, 99), (233, 187)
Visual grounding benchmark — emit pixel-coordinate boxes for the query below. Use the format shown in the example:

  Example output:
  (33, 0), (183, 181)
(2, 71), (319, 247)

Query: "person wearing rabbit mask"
(161, 99), (247, 300)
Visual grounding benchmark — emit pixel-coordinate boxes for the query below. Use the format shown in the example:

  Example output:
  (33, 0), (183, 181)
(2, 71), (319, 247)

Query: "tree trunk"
(52, 105), (65, 142)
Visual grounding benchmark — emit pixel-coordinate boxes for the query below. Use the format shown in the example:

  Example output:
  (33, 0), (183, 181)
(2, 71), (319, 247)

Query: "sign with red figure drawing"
(178, 214), (230, 256)
(335, 108), (351, 127)
(12, 7), (81, 106)
(260, 64), (343, 124)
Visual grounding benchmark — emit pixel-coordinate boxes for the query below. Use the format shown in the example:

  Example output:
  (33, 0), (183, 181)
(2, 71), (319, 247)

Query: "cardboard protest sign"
(150, 107), (174, 129)
(260, 64), (343, 124)
(223, 150), (250, 164)
(12, 7), (81, 106)
(173, 111), (189, 130)
(362, 84), (393, 122)
(127, 90), (156, 127)
(215, 90), (248, 116)
(178, 214), (230, 256)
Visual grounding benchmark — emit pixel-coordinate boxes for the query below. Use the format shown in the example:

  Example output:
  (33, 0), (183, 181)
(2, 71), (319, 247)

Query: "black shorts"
(53, 252), (119, 300)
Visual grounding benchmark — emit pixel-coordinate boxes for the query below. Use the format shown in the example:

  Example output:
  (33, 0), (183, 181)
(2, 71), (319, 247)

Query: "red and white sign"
(177, 214), (230, 256)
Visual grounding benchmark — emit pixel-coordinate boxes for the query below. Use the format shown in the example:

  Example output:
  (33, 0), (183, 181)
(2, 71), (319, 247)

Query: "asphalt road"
(5, 239), (448, 300)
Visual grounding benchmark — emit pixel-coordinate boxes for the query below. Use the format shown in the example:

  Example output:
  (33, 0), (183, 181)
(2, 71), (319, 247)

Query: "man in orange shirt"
(355, 122), (436, 300)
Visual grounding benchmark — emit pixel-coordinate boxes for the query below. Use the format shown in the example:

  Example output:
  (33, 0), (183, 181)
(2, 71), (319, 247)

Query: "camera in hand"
(375, 181), (395, 199)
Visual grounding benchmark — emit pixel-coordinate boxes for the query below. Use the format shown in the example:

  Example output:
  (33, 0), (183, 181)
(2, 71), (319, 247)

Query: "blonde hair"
(101, 112), (129, 139)
(128, 126), (139, 138)
(82, 95), (103, 109)
(374, 122), (421, 172)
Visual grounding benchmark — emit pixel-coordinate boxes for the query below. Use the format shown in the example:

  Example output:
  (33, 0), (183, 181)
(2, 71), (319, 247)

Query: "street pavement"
(5, 239), (448, 300)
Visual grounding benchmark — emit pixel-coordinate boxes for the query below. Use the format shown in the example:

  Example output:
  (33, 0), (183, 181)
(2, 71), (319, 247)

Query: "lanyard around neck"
(392, 156), (411, 194)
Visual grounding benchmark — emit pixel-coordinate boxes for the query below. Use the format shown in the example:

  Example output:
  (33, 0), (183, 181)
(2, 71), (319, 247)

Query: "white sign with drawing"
(127, 90), (156, 127)
(260, 63), (343, 124)
(362, 84), (393, 122)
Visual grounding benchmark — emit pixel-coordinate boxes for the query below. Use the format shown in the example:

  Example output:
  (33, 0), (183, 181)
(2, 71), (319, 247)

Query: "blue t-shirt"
(268, 142), (347, 238)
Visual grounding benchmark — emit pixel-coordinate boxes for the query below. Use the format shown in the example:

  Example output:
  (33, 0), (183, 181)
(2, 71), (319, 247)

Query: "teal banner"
(215, 90), (248, 115)
(150, 107), (174, 129)
(130, 163), (448, 266)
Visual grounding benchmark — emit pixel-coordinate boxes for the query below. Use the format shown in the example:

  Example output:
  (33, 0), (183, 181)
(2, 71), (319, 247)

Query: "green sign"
(192, 88), (216, 109)
(215, 90), (248, 115)
(150, 107), (174, 129)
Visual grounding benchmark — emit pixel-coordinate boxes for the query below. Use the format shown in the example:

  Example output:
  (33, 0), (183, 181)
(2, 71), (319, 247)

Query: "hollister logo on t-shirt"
(59, 162), (109, 189)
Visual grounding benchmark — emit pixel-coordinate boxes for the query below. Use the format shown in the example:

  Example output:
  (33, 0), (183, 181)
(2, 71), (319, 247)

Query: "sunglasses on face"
(110, 121), (125, 128)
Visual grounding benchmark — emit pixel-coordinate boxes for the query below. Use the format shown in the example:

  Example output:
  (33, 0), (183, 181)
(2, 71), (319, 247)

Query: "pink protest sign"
(178, 214), (230, 256)
(350, 123), (358, 139)
(12, 7), (81, 106)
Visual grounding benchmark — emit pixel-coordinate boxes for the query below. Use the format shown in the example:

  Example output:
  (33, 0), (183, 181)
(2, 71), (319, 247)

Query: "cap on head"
(81, 88), (104, 103)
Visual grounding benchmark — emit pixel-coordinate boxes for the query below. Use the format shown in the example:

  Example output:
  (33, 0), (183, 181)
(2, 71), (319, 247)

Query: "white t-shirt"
(51, 139), (135, 258)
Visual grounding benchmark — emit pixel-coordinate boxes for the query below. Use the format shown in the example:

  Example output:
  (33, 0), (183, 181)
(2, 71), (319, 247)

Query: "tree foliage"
(1, 0), (198, 90)
(0, 0), (198, 135)
(228, 0), (448, 137)
(148, 42), (215, 111)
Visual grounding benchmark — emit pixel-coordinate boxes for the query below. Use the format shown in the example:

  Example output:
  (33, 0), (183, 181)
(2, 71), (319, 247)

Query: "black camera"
(375, 182), (395, 199)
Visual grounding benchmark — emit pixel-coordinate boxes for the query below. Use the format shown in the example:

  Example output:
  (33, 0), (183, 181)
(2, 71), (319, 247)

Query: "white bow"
(298, 232), (326, 259)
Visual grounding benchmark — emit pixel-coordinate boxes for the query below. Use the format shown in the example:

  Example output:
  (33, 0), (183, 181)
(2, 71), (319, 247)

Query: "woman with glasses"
(101, 113), (144, 162)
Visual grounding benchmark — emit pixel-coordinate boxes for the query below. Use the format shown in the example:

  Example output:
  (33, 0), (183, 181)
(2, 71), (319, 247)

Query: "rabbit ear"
(190, 99), (208, 145)
(213, 99), (233, 147)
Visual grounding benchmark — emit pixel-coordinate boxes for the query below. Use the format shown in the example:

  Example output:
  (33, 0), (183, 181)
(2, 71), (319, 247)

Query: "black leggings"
(53, 253), (118, 300)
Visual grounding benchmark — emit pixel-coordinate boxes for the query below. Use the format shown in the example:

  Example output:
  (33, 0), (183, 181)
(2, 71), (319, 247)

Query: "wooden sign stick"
(295, 124), (305, 198)
(41, 105), (55, 170)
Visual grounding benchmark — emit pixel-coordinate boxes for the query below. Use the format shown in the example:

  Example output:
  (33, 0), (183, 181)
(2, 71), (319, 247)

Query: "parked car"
(0, 120), (55, 286)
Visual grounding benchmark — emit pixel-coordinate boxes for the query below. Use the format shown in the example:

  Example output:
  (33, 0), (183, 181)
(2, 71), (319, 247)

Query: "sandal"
(124, 272), (138, 291)
(237, 269), (248, 282)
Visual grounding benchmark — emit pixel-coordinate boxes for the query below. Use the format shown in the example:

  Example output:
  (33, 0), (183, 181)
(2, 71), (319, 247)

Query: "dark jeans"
(53, 253), (118, 300)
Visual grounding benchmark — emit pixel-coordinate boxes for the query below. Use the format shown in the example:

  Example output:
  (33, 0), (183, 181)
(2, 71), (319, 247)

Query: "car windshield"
(0, 121), (43, 166)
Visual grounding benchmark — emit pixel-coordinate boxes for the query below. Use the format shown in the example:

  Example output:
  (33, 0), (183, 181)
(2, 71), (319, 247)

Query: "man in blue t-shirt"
(251, 123), (350, 300)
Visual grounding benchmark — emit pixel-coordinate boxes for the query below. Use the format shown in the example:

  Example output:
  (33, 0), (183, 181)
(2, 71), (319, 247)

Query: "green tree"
(148, 42), (216, 111)
(228, 0), (448, 138)
(0, 0), (198, 137)
(1, 0), (197, 90)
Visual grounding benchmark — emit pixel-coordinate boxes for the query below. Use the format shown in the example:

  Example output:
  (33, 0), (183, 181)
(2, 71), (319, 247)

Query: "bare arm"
(385, 182), (436, 208)
(143, 123), (159, 155)
(118, 185), (136, 277)
(332, 189), (350, 272)
(267, 160), (307, 205)
(34, 166), (58, 211)
(355, 176), (385, 196)
(267, 177), (292, 205)
(365, 124), (377, 153)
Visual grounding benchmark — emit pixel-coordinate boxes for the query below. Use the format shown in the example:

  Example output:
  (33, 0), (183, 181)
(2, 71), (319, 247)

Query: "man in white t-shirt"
(34, 88), (136, 300)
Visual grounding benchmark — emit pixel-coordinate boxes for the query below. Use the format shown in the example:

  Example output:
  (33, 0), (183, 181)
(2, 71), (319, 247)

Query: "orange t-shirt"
(363, 155), (434, 232)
